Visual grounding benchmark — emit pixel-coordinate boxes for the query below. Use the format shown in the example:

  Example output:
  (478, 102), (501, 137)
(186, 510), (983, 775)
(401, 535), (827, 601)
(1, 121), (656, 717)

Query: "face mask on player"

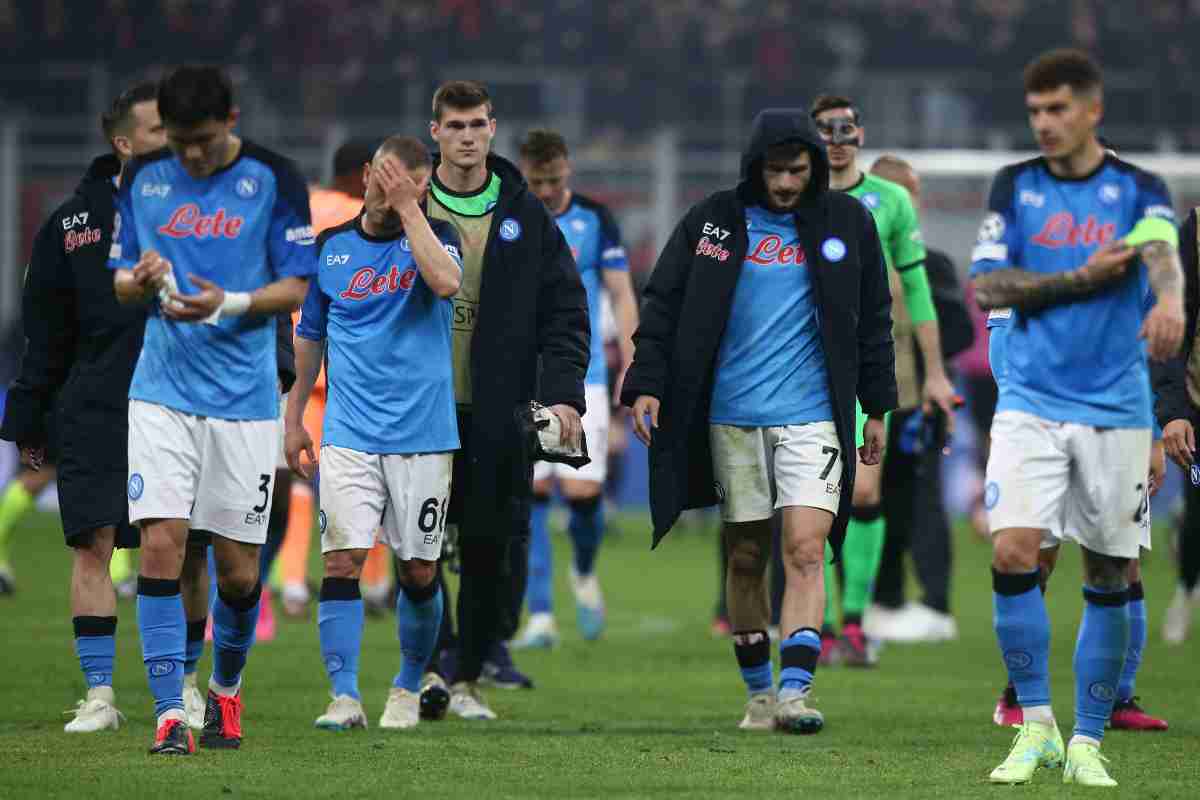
(816, 115), (860, 146)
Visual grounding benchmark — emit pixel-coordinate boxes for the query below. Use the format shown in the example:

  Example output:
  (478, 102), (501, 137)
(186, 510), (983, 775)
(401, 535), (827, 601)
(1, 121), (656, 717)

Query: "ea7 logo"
(326, 253), (350, 266)
(141, 183), (171, 199)
(702, 222), (731, 241)
(61, 212), (89, 230)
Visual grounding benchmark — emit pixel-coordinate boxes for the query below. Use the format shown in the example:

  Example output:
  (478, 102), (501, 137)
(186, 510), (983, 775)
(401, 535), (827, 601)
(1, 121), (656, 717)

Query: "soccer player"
(109, 66), (316, 754)
(513, 129), (638, 648)
(0, 82), (164, 731)
(987, 139), (1170, 734)
(419, 80), (588, 720)
(285, 136), (462, 731)
(624, 108), (896, 733)
(971, 50), (1183, 786)
(808, 95), (958, 666)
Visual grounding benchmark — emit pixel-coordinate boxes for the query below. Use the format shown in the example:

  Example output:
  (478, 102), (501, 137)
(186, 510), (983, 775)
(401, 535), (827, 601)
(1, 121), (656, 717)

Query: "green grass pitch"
(0, 510), (1195, 798)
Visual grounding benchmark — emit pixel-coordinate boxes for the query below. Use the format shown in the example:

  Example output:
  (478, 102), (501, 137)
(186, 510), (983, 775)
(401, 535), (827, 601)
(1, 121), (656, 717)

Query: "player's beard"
(766, 189), (803, 213)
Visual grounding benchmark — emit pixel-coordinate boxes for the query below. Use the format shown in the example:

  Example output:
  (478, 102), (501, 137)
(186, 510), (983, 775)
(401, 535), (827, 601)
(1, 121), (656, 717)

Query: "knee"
(782, 531), (825, 575)
(563, 482), (602, 506)
(992, 535), (1038, 574)
(215, 556), (260, 598)
(399, 558), (437, 589)
(73, 530), (115, 570)
(140, 525), (185, 575)
(323, 549), (367, 581)
(1083, 551), (1130, 592)
(852, 480), (881, 509)
(726, 534), (768, 579)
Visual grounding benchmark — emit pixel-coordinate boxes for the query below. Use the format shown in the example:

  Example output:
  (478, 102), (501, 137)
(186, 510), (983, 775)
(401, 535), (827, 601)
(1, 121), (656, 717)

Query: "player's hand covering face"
(761, 151), (812, 213)
(364, 155), (430, 231)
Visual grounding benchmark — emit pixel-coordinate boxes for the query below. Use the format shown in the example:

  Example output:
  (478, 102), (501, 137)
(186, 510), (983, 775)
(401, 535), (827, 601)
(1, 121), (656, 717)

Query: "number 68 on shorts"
(318, 445), (453, 561)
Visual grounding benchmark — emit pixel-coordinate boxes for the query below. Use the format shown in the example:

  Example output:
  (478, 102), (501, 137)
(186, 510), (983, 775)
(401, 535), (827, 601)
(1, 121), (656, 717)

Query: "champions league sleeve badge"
(516, 401), (590, 469)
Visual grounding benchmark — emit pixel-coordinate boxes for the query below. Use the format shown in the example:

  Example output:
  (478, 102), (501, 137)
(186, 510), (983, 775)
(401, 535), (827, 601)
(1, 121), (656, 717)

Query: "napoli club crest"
(821, 237), (846, 262)
(499, 218), (522, 242)
(235, 177), (259, 198)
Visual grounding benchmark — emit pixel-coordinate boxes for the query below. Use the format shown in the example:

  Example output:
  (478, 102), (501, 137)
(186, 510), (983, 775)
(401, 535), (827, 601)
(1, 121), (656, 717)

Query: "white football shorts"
(127, 399), (279, 544)
(710, 421), (843, 523)
(985, 410), (1152, 558)
(318, 445), (452, 562)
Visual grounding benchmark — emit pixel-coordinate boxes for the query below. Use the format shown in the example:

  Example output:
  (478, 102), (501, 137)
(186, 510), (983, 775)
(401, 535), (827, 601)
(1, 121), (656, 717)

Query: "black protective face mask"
(816, 115), (861, 146)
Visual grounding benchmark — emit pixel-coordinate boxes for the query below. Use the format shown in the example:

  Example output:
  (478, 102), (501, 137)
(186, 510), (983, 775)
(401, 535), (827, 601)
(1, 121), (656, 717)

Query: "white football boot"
(449, 682), (497, 720)
(63, 687), (124, 733)
(314, 694), (368, 731)
(379, 688), (420, 730)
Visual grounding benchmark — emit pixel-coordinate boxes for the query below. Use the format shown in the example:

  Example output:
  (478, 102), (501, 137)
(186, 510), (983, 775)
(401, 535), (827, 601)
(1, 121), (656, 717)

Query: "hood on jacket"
(80, 154), (122, 194)
(738, 108), (830, 208)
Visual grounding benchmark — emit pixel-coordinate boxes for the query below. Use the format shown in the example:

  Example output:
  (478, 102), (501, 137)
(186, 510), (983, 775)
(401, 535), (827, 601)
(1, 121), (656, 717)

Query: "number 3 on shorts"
(253, 473), (271, 514)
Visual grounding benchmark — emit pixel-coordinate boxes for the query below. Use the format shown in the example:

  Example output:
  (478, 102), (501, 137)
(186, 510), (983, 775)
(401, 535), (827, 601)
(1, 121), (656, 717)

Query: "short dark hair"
(810, 94), (859, 124)
(333, 138), (378, 179)
(432, 80), (492, 122)
(100, 81), (158, 141)
(1023, 49), (1102, 95)
(518, 129), (569, 164)
(764, 140), (810, 164)
(376, 135), (431, 171)
(157, 65), (234, 127)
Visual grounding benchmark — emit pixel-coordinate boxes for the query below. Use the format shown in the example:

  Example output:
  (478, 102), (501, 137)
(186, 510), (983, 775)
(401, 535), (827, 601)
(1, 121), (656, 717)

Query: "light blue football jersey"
(297, 216), (462, 455)
(970, 155), (1175, 428)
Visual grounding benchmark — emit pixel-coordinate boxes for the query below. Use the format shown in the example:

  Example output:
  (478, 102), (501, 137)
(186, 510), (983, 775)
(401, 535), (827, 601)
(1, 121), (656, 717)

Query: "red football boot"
(1109, 697), (1168, 731)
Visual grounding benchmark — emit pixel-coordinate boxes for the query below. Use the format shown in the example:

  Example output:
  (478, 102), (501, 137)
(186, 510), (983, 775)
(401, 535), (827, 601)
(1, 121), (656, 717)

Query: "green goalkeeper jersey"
(845, 173), (935, 409)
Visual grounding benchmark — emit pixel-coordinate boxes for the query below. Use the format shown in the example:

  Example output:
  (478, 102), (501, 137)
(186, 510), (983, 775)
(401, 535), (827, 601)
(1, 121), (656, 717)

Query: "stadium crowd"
(3, 1), (1199, 144)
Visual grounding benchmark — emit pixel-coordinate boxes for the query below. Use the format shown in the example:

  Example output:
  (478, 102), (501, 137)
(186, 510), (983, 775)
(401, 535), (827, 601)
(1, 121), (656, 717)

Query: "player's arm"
(603, 269), (638, 397)
(1137, 233), (1185, 363)
(890, 194), (957, 424)
(621, 211), (696, 445)
(285, 281), (328, 478)
(536, 207), (589, 446)
(0, 216), (79, 461)
(379, 155), (461, 298)
(598, 207), (637, 402)
(109, 174), (171, 306)
(973, 246), (1136, 312)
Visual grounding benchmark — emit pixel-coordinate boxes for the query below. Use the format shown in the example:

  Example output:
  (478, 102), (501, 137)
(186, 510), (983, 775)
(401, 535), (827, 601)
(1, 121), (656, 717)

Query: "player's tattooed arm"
(974, 242), (1137, 312)
(1140, 239), (1187, 361)
(1141, 239), (1184, 301)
